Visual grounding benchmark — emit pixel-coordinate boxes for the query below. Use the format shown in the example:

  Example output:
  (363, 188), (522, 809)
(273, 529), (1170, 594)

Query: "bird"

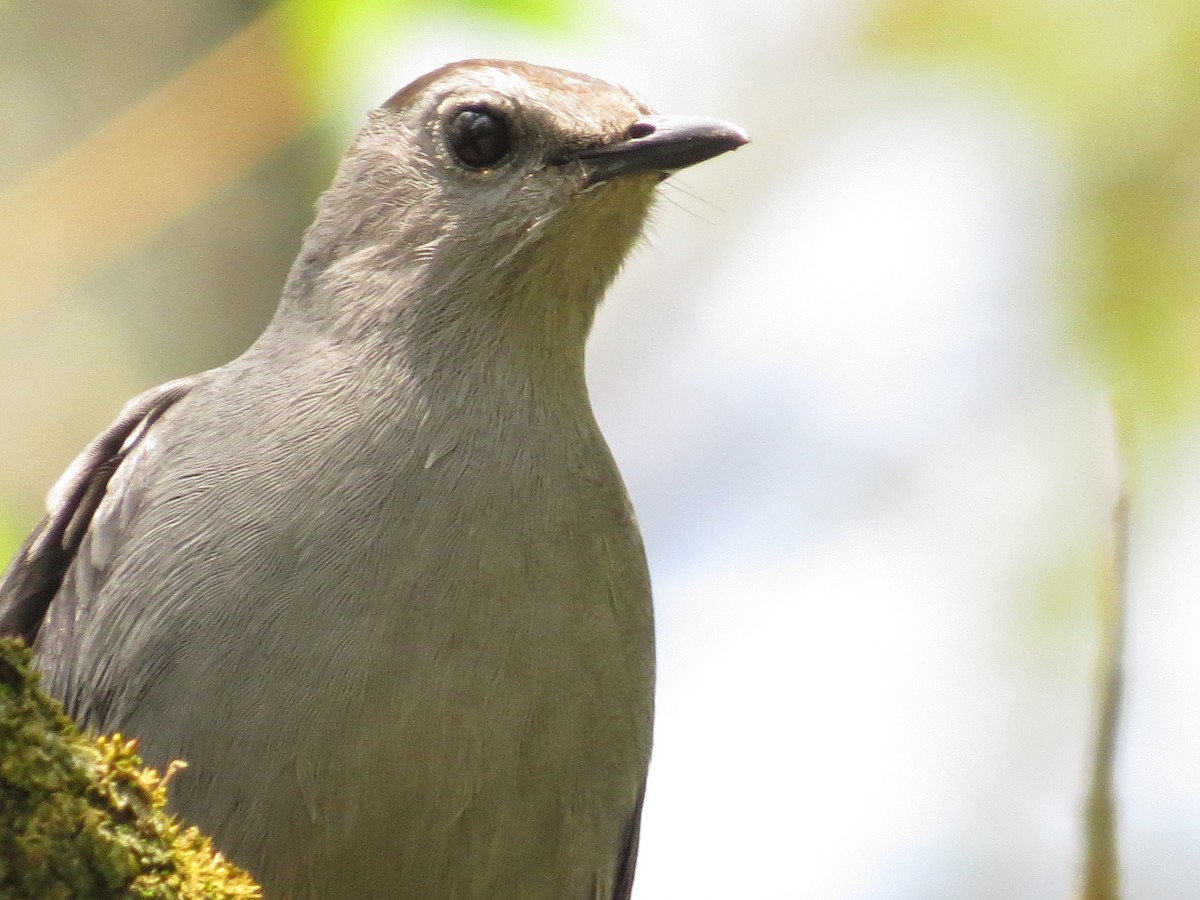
(0, 58), (746, 899)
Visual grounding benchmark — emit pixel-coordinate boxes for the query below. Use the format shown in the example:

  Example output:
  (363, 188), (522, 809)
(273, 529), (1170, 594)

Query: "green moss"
(0, 638), (261, 899)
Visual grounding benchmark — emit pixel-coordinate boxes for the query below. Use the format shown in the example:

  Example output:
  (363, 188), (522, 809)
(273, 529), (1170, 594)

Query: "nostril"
(626, 121), (656, 139)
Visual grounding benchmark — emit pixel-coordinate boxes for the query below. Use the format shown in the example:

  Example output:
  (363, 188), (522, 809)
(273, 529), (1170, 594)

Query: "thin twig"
(1079, 402), (1130, 900)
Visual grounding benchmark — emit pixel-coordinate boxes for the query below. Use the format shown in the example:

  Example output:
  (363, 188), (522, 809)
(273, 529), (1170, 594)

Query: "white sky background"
(373, 1), (1200, 898)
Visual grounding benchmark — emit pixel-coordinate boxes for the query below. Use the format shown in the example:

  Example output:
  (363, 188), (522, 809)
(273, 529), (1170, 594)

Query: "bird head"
(281, 59), (747, 363)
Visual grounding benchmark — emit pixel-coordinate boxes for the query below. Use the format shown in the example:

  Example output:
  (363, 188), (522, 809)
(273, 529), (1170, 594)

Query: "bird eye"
(446, 106), (511, 170)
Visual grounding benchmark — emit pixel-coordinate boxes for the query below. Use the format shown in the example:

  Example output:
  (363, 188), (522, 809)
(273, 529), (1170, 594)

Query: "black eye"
(446, 107), (511, 169)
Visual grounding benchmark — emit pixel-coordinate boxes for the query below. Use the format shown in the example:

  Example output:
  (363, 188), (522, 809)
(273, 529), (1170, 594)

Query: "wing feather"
(0, 377), (196, 643)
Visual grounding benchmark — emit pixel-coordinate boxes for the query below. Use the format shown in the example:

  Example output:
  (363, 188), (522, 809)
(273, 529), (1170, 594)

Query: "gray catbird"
(0, 59), (746, 899)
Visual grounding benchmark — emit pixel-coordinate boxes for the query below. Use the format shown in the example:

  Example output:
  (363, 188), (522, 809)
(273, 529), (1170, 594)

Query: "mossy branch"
(0, 638), (262, 899)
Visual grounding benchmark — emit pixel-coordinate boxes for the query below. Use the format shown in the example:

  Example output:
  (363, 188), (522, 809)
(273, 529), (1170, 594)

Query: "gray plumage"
(0, 59), (745, 899)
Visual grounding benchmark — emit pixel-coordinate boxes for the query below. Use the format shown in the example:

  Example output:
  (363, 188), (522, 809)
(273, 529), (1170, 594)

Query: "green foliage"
(277, 0), (579, 113)
(457, 0), (570, 25)
(0, 639), (261, 899)
(870, 0), (1200, 430)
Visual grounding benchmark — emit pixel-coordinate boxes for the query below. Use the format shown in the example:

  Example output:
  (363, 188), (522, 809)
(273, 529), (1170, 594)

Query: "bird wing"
(0, 377), (197, 644)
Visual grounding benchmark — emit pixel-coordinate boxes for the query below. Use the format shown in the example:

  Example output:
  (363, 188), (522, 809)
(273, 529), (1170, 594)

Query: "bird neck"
(269, 240), (598, 407)
(269, 156), (652, 401)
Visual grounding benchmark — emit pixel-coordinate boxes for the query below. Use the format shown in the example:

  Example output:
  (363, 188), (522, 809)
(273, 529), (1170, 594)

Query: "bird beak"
(563, 115), (749, 186)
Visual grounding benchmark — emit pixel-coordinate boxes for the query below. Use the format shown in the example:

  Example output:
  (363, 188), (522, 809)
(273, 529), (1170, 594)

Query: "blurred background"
(2, 0), (1199, 896)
